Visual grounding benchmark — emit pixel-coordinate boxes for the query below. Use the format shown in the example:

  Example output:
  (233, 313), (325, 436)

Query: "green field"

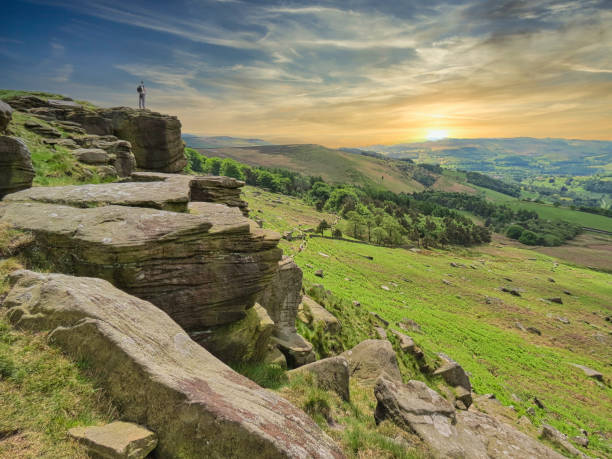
(247, 187), (612, 458)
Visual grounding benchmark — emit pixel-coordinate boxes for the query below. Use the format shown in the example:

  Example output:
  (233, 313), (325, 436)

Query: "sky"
(1, 0), (611, 147)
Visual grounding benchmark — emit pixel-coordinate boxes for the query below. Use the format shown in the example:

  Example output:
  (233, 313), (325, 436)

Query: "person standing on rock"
(137, 81), (146, 109)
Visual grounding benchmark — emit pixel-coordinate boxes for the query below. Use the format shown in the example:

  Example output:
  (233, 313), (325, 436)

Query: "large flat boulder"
(4, 173), (248, 214)
(0, 202), (282, 330)
(3, 270), (343, 459)
(4, 178), (191, 211)
(101, 107), (186, 172)
(374, 376), (565, 459)
(0, 136), (35, 198)
(68, 422), (157, 459)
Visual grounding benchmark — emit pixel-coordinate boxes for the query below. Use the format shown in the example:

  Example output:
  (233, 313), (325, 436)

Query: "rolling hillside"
(366, 137), (612, 177)
(245, 186), (612, 459)
(192, 144), (427, 194)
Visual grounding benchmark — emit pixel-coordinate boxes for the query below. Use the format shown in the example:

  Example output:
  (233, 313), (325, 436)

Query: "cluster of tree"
(411, 191), (581, 246)
(306, 184), (490, 247)
(583, 178), (612, 194)
(185, 148), (582, 247)
(575, 205), (612, 218)
(185, 148), (317, 195)
(465, 171), (521, 197)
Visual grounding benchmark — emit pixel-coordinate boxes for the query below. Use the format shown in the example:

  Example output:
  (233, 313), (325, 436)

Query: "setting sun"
(425, 129), (449, 141)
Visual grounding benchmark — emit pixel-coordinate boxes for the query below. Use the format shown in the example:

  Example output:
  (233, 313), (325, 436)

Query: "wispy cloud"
(11, 0), (612, 144)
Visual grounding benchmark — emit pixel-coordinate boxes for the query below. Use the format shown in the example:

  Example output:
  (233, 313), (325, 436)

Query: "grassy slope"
(4, 105), (113, 188)
(247, 187), (612, 458)
(200, 145), (426, 193)
(0, 257), (117, 458)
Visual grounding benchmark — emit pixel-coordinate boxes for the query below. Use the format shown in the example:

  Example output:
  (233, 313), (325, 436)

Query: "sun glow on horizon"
(425, 129), (449, 141)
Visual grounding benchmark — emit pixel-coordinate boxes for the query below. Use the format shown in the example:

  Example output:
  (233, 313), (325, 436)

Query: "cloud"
(15, 0), (612, 144)
(51, 63), (73, 82)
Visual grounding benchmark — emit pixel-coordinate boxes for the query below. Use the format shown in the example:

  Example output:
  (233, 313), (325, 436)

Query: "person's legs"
(142, 94), (146, 109)
(138, 94), (144, 109)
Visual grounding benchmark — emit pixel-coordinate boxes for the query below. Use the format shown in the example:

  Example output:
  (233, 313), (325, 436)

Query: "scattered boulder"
(399, 318), (421, 333)
(570, 363), (603, 381)
(390, 330), (416, 353)
(572, 435), (589, 448)
(341, 339), (402, 385)
(352, 300), (361, 307)
(73, 148), (111, 165)
(381, 285), (390, 291)
(556, 316), (570, 325)
(563, 290), (572, 296)
(442, 279), (453, 286)
(0, 100), (13, 133)
(68, 422), (157, 459)
(299, 296), (340, 333)
(4, 270), (342, 458)
(548, 297), (563, 304)
(315, 269), (324, 278)
(288, 356), (350, 402)
(375, 327), (387, 339)
(0, 202), (282, 333)
(434, 354), (471, 392)
(515, 322), (527, 332)
(370, 312), (389, 327)
(0, 136), (35, 198)
(374, 376), (565, 459)
(540, 424), (587, 458)
(548, 277), (555, 283)
(527, 326), (542, 336)
(501, 286), (521, 297)
(433, 354), (472, 409)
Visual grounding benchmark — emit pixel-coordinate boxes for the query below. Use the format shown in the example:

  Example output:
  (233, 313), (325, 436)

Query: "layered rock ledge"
(4, 172), (249, 215)
(0, 201), (281, 331)
(3, 270), (343, 458)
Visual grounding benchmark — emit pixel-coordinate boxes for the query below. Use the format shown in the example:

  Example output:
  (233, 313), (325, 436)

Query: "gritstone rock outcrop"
(257, 256), (316, 367)
(0, 201), (282, 332)
(5, 95), (186, 173)
(4, 172), (249, 215)
(3, 270), (343, 459)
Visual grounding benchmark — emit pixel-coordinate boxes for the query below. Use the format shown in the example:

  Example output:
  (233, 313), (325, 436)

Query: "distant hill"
(190, 143), (429, 194)
(365, 137), (612, 178)
(182, 134), (270, 148)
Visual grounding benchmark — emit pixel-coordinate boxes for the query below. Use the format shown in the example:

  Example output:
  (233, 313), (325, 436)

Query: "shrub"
(518, 230), (539, 245)
(506, 225), (524, 240)
(219, 158), (245, 180)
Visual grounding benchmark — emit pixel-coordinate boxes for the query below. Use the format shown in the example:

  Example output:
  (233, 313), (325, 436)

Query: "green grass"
(8, 111), (114, 187)
(0, 291), (118, 458)
(248, 188), (612, 458)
